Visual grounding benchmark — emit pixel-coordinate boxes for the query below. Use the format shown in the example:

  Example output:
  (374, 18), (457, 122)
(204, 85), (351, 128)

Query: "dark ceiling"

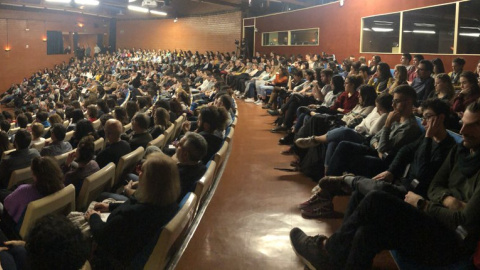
(0, 0), (336, 19)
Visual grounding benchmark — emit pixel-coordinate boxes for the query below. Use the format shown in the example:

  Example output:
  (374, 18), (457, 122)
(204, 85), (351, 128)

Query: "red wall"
(252, 0), (479, 71)
(116, 11), (242, 53)
(0, 9), (109, 92)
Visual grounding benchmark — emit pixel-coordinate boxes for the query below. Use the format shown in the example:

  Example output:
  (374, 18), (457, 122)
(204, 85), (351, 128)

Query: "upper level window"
(362, 13), (400, 53)
(457, 0), (480, 54)
(401, 4), (455, 54)
(263, 32), (288, 46)
(290, 29), (318, 46)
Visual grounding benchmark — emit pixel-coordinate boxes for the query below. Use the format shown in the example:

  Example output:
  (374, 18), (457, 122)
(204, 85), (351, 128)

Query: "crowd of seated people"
(229, 52), (480, 269)
(0, 46), (479, 269)
(0, 48), (239, 269)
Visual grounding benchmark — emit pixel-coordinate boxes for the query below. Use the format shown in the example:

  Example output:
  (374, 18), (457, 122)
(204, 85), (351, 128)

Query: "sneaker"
(290, 228), (332, 270)
(234, 90), (240, 96)
(318, 174), (354, 194)
(295, 136), (321, 149)
(262, 103), (272, 109)
(255, 100), (263, 105)
(298, 192), (332, 210)
(245, 98), (255, 103)
(311, 185), (321, 194)
(301, 202), (336, 219)
(271, 125), (288, 133)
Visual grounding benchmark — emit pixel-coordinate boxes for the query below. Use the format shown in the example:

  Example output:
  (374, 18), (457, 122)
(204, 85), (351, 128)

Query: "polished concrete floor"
(175, 100), (398, 269)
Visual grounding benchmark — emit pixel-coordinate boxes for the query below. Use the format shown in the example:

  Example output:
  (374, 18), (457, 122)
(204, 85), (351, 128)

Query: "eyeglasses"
(422, 114), (437, 121)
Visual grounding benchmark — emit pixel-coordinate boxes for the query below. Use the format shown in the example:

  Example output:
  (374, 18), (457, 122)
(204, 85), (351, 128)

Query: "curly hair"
(25, 214), (89, 270)
(31, 156), (64, 196)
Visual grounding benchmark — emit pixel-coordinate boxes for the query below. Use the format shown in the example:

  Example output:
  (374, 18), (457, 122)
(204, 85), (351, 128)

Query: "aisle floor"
(176, 100), (398, 269)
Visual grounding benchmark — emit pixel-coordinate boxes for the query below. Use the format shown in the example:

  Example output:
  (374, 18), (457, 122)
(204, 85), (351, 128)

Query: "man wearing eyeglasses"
(290, 99), (480, 270)
(411, 59), (435, 103)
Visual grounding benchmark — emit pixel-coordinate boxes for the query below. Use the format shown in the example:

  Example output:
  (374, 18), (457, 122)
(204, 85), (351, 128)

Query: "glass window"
(262, 31), (288, 46)
(362, 13), (401, 53)
(457, 1), (480, 54)
(401, 4), (455, 54)
(290, 29), (318, 45)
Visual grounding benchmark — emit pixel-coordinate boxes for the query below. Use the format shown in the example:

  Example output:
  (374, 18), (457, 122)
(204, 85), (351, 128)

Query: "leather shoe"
(267, 109), (280, 116)
(271, 126), (287, 133)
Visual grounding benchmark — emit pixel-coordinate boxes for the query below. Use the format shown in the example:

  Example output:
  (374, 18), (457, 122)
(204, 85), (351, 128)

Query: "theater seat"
(53, 149), (76, 166)
(148, 134), (166, 149)
(193, 160), (217, 211)
(173, 114), (186, 140)
(64, 130), (75, 142)
(93, 137), (105, 154)
(390, 250), (474, 270)
(77, 162), (115, 211)
(225, 127), (235, 143)
(92, 119), (101, 130)
(19, 184), (76, 239)
(142, 193), (197, 269)
(8, 166), (33, 189)
(164, 124), (175, 146)
(113, 146), (144, 190)
(31, 141), (45, 152)
(213, 141), (229, 177)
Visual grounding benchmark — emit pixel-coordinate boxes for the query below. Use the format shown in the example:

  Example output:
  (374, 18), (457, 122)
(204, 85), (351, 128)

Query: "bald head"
(105, 119), (123, 143)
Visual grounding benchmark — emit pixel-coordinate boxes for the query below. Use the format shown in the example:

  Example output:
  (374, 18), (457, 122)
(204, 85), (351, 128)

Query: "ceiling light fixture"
(459, 32), (480, 37)
(150, 10), (167, 16)
(413, 30), (436, 34)
(74, 0), (99, 6)
(128, 5), (149, 13)
(372, 27), (394, 32)
(45, 0), (71, 3)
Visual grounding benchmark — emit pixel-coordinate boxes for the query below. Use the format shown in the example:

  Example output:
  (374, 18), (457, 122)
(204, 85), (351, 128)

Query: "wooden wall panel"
(117, 11), (242, 54)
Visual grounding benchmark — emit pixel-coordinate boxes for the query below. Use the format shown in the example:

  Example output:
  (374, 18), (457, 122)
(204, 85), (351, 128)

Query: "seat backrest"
(193, 160), (217, 211)
(148, 134), (166, 149)
(54, 149), (76, 166)
(63, 120), (70, 128)
(8, 166), (33, 189)
(19, 184), (76, 238)
(43, 127), (51, 136)
(114, 146), (144, 188)
(94, 137), (105, 153)
(64, 130), (75, 142)
(213, 141), (229, 168)
(144, 193), (197, 269)
(225, 127), (235, 143)
(92, 119), (101, 130)
(77, 163), (115, 211)
(31, 141), (45, 152)
(8, 127), (20, 136)
(163, 124), (175, 146)
(1, 149), (16, 160)
(173, 115), (185, 140)
(123, 123), (132, 133)
(213, 141), (229, 177)
(231, 117), (238, 128)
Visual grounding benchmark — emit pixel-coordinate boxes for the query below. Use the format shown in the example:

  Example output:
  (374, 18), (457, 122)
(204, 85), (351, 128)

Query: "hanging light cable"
(5, 19), (11, 52)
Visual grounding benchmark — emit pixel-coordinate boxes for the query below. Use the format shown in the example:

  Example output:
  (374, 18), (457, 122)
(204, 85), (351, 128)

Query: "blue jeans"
(257, 85), (273, 98)
(324, 127), (366, 166)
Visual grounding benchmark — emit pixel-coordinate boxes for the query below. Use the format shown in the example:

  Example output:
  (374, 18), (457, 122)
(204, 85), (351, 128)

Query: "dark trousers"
(326, 141), (387, 177)
(344, 176), (408, 220)
(326, 191), (464, 270)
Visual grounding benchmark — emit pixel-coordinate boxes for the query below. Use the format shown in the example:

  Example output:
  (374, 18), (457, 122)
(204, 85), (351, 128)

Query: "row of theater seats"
(8, 107), (238, 269)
